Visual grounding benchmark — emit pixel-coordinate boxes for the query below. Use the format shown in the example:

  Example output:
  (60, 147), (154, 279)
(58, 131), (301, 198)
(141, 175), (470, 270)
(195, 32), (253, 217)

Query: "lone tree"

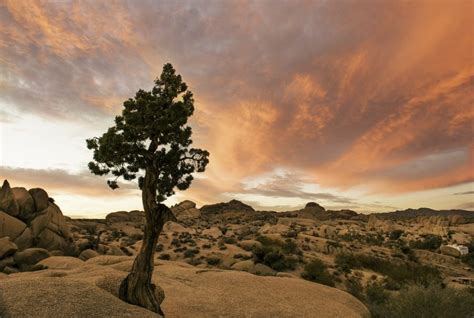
(86, 63), (209, 316)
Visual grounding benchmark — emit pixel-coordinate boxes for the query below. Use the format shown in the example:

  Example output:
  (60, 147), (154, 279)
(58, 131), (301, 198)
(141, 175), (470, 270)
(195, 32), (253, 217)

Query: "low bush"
(253, 237), (301, 271)
(206, 256), (221, 266)
(369, 285), (474, 318)
(388, 230), (404, 240)
(335, 253), (441, 287)
(158, 253), (170, 260)
(301, 259), (335, 287)
(345, 276), (364, 301)
(409, 234), (442, 250)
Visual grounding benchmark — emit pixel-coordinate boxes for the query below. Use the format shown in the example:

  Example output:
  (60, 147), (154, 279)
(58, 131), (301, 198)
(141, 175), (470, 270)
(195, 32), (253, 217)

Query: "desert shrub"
(206, 256), (221, 265)
(461, 238), (474, 269)
(409, 234), (442, 250)
(155, 243), (164, 252)
(202, 243), (211, 249)
(335, 253), (441, 287)
(366, 281), (389, 305)
(389, 230), (404, 240)
(183, 248), (199, 258)
(301, 259), (335, 287)
(365, 233), (385, 245)
(110, 230), (124, 240)
(281, 239), (299, 254)
(369, 285), (474, 318)
(171, 238), (180, 246)
(158, 253), (170, 260)
(187, 258), (202, 266)
(253, 237), (301, 271)
(335, 253), (360, 272)
(345, 276), (364, 301)
(284, 229), (298, 238)
(130, 233), (144, 241)
(222, 236), (236, 244)
(461, 252), (474, 269)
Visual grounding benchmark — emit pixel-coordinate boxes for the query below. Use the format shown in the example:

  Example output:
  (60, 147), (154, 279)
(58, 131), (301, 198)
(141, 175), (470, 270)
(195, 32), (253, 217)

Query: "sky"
(0, 0), (473, 217)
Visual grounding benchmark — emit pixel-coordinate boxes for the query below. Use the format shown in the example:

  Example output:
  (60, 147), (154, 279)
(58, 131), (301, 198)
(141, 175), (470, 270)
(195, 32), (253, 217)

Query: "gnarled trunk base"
(119, 269), (164, 316)
(118, 199), (175, 317)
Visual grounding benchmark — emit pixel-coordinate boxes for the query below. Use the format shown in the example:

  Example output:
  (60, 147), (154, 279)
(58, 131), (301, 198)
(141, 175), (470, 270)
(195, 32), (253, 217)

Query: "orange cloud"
(1, 0), (472, 212)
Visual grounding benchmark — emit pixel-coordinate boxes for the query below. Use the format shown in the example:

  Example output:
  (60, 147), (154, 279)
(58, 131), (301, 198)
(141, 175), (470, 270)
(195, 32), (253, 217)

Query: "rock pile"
(200, 200), (255, 215)
(0, 180), (76, 273)
(171, 200), (200, 220)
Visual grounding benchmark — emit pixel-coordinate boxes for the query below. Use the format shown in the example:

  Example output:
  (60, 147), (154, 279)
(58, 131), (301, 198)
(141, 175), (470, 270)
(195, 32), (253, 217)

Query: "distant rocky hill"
(373, 208), (474, 220)
(200, 199), (255, 215)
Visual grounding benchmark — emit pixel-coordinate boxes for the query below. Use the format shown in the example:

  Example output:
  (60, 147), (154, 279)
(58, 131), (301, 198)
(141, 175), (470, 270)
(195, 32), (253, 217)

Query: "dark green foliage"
(409, 234), (442, 250)
(183, 248), (199, 258)
(158, 254), (170, 260)
(301, 259), (335, 287)
(335, 253), (441, 287)
(388, 230), (404, 240)
(86, 63), (209, 202)
(461, 252), (474, 269)
(345, 276), (364, 301)
(206, 257), (221, 265)
(369, 285), (474, 318)
(365, 281), (389, 305)
(221, 236), (237, 244)
(461, 238), (474, 269)
(253, 237), (301, 271)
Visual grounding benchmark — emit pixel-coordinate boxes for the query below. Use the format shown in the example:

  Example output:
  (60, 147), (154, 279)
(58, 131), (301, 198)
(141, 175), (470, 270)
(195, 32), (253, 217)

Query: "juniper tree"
(86, 63), (209, 316)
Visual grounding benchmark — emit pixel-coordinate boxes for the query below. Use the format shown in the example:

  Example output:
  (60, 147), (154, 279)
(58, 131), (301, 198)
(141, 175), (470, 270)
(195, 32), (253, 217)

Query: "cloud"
(0, 166), (139, 197)
(454, 191), (474, 196)
(0, 0), (472, 213)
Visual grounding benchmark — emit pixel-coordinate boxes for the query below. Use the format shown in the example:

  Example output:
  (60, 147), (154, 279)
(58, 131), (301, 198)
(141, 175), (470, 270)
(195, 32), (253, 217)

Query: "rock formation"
(0, 180), (77, 273)
(171, 200), (200, 220)
(200, 199), (255, 215)
(0, 256), (369, 318)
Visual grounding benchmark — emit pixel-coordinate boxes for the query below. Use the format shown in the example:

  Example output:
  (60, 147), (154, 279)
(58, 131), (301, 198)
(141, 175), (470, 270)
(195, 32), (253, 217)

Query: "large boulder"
(296, 202), (328, 220)
(106, 210), (145, 223)
(201, 227), (222, 239)
(0, 211), (27, 240)
(238, 240), (262, 251)
(11, 187), (35, 221)
(0, 180), (19, 217)
(171, 200), (201, 220)
(0, 237), (18, 259)
(28, 188), (49, 211)
(0, 256), (15, 272)
(0, 278), (160, 317)
(79, 249), (100, 261)
(440, 245), (465, 258)
(0, 259), (369, 318)
(14, 248), (50, 269)
(39, 256), (85, 270)
(231, 259), (255, 272)
(36, 228), (75, 253)
(14, 227), (33, 250)
(163, 221), (196, 234)
(30, 202), (75, 254)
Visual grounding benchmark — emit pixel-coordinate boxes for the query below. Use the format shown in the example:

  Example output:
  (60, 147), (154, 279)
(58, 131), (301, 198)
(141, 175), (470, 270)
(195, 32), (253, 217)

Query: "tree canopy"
(86, 63), (209, 202)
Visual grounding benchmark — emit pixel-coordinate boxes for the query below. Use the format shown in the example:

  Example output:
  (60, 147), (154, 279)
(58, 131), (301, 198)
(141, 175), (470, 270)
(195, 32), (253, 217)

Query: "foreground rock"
(0, 256), (368, 318)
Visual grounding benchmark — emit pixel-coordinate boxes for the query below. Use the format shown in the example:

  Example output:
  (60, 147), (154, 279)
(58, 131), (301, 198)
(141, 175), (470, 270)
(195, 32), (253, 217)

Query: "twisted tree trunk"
(118, 168), (174, 316)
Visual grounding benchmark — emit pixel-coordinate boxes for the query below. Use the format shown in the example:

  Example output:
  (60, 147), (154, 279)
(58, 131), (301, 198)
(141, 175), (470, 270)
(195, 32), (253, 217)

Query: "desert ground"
(1, 181), (473, 317)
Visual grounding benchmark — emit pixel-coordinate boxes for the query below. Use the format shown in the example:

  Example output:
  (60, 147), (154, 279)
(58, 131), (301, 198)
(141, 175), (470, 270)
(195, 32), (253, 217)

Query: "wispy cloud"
(0, 0), (472, 213)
